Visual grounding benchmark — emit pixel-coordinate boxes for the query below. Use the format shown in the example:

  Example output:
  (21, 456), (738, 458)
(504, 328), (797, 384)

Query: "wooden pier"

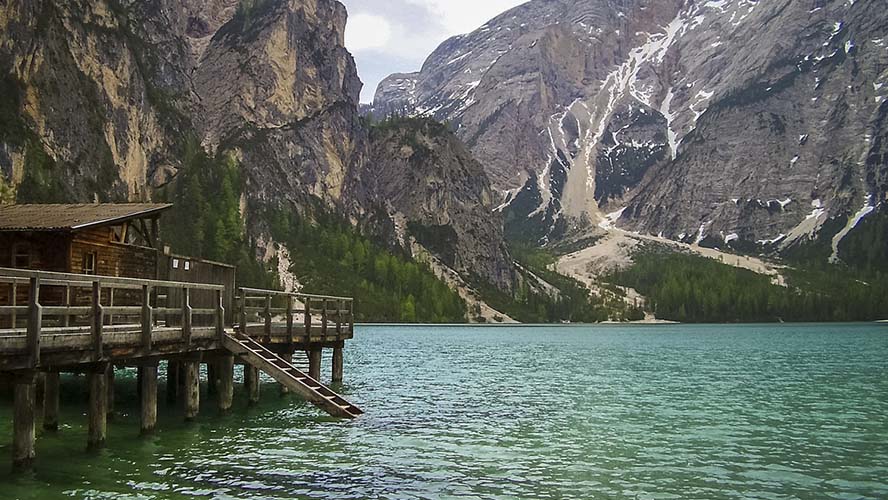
(0, 266), (358, 469)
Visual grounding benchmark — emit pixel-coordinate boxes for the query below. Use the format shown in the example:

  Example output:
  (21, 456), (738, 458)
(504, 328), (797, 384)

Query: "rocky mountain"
(0, 0), (515, 295)
(371, 0), (888, 261)
(364, 118), (514, 292)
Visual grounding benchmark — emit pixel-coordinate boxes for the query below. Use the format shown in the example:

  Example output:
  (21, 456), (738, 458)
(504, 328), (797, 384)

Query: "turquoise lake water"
(0, 323), (886, 499)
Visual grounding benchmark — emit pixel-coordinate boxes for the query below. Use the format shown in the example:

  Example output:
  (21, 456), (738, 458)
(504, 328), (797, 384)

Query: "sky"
(341, 0), (528, 103)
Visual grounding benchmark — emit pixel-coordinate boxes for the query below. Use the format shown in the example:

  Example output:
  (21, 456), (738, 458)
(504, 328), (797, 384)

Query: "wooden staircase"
(222, 332), (363, 419)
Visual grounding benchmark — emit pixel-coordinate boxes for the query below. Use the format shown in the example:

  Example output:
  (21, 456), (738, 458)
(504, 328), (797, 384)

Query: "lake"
(1, 323), (887, 499)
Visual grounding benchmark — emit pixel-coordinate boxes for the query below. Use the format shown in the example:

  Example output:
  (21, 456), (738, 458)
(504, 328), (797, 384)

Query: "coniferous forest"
(611, 249), (888, 323)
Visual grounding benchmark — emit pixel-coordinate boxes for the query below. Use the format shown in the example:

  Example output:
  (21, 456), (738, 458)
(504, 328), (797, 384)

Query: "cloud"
(340, 0), (528, 102)
(345, 13), (393, 51)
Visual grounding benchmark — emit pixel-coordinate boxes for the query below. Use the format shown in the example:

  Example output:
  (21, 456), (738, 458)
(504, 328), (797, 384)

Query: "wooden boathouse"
(0, 204), (360, 469)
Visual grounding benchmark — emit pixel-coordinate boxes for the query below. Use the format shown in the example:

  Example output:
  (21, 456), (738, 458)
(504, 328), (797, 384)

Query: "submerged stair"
(222, 332), (363, 419)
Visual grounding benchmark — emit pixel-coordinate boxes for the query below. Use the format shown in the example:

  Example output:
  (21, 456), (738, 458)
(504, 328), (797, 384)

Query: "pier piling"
(245, 365), (260, 405)
(332, 342), (343, 384)
(308, 346), (322, 381)
(1, 269), (358, 467)
(12, 372), (36, 469)
(87, 364), (107, 450)
(140, 364), (158, 434)
(218, 355), (234, 413)
(183, 360), (200, 421)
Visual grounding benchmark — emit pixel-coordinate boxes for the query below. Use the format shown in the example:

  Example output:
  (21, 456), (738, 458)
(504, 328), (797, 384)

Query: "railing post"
(91, 281), (103, 361)
(238, 291), (247, 335)
(264, 294), (272, 339)
(336, 299), (343, 336)
(141, 285), (153, 352)
(215, 289), (225, 341)
(26, 277), (42, 368)
(286, 294), (294, 343)
(10, 281), (17, 328)
(182, 287), (192, 346)
(349, 300), (354, 332)
(62, 285), (71, 328)
(108, 287), (115, 326)
(304, 297), (312, 336)
(321, 299), (328, 336)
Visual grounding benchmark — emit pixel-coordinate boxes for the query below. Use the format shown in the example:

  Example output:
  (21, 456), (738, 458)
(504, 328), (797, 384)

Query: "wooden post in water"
(218, 354), (234, 414)
(27, 277), (42, 368)
(87, 363), (108, 450)
(244, 365), (260, 405)
(12, 371), (36, 469)
(140, 363), (158, 435)
(332, 341), (344, 384)
(308, 346), (322, 381)
(183, 359), (200, 421)
(43, 370), (60, 431)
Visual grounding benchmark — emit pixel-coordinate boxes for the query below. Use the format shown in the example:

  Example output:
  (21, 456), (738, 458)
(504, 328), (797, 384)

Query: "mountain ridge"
(371, 0), (888, 259)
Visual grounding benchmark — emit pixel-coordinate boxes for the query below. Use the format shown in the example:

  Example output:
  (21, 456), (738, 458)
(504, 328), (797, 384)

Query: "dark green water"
(1, 324), (887, 499)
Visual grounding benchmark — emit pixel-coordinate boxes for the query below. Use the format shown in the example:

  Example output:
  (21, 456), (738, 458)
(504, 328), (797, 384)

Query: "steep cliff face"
(0, 0), (519, 295)
(372, 0), (888, 255)
(365, 118), (514, 292)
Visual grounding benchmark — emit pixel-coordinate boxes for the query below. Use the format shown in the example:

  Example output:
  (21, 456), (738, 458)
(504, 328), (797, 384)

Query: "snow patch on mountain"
(830, 194), (876, 263)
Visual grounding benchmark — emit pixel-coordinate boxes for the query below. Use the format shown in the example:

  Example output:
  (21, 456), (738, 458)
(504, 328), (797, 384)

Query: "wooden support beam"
(336, 299), (343, 335)
(308, 346), (322, 381)
(87, 363), (108, 450)
(141, 285), (153, 352)
(10, 281), (17, 329)
(215, 289), (225, 341)
(218, 354), (234, 414)
(286, 295), (294, 343)
(12, 371), (36, 469)
(43, 370), (60, 431)
(140, 364), (158, 435)
(238, 294), (247, 334)
(182, 288), (192, 346)
(304, 298), (312, 336)
(27, 277), (42, 367)
(91, 282), (104, 361)
(183, 360), (200, 421)
(264, 295), (272, 340)
(332, 342), (344, 384)
(244, 365), (260, 406)
(62, 285), (71, 328)
(321, 299), (328, 336)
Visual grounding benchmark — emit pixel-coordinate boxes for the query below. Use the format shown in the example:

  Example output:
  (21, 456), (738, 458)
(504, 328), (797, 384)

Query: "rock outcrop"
(365, 118), (514, 291)
(371, 0), (888, 255)
(0, 0), (517, 293)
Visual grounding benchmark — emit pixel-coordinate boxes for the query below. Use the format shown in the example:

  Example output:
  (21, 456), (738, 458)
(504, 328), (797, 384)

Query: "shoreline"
(357, 320), (886, 327)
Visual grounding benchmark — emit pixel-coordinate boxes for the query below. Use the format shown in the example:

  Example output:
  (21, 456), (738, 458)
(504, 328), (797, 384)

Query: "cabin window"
(12, 244), (31, 269)
(184, 261), (191, 271)
(82, 252), (97, 275)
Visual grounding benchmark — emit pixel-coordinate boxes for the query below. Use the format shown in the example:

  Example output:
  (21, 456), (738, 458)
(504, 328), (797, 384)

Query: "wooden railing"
(0, 267), (226, 367)
(236, 287), (354, 340)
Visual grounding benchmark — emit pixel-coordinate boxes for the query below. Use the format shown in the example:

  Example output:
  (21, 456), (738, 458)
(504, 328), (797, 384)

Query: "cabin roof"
(0, 203), (173, 231)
